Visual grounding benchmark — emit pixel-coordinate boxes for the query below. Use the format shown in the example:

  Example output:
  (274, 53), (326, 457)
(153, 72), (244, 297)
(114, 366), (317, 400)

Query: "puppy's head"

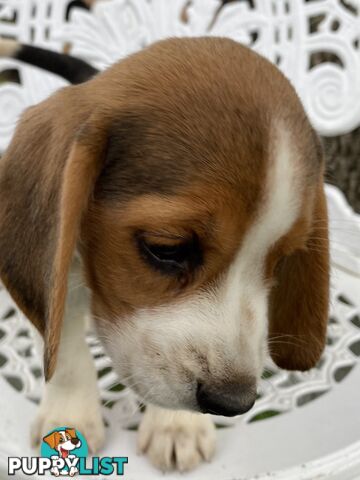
(0, 38), (329, 416)
(43, 428), (80, 454)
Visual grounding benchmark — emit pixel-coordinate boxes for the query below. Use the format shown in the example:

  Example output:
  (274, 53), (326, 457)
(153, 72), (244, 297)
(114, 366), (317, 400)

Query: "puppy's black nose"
(196, 380), (256, 417)
(71, 438), (79, 445)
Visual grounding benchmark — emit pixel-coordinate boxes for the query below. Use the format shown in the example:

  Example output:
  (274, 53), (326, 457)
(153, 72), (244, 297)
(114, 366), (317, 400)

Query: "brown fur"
(0, 37), (329, 379)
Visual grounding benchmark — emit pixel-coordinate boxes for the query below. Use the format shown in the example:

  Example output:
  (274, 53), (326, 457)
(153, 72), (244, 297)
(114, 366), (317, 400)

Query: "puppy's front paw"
(30, 395), (105, 454)
(138, 405), (216, 472)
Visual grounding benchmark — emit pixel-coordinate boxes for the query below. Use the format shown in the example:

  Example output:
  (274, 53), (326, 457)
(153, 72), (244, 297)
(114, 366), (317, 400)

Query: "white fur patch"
(220, 125), (302, 339)
(215, 125), (302, 369)
(0, 38), (19, 57)
(138, 405), (216, 472)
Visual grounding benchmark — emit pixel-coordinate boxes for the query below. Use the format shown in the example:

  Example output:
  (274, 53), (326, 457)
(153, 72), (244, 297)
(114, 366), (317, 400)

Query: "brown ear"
(65, 428), (77, 439)
(0, 97), (106, 381)
(43, 139), (105, 380)
(268, 182), (330, 371)
(43, 431), (58, 449)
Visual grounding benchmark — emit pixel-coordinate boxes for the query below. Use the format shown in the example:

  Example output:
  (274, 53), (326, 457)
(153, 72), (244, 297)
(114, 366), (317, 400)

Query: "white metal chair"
(0, 1), (360, 478)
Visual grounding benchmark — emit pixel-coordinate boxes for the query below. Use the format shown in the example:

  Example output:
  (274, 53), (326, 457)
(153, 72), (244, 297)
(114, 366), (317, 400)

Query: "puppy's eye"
(137, 233), (203, 275)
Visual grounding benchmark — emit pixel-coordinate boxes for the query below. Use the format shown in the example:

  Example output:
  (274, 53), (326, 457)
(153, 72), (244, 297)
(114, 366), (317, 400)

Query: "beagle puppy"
(0, 36), (329, 472)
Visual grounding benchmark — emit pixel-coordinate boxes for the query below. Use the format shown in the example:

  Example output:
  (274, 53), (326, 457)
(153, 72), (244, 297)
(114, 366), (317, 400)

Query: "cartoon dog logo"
(43, 428), (81, 476)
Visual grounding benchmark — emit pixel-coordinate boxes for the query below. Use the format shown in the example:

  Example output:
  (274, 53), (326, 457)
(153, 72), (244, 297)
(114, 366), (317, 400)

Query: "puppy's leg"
(31, 269), (105, 453)
(138, 405), (216, 472)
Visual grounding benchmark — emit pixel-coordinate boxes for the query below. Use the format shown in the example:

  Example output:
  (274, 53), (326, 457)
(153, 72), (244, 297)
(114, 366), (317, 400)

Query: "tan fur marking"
(82, 184), (259, 320)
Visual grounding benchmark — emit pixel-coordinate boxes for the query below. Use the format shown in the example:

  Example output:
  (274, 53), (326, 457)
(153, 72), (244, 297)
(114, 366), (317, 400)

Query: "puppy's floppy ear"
(268, 181), (330, 371)
(0, 96), (107, 381)
(66, 428), (77, 439)
(43, 431), (58, 449)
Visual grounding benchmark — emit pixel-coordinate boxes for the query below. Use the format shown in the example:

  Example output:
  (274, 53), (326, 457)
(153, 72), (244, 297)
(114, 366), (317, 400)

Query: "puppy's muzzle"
(196, 378), (257, 417)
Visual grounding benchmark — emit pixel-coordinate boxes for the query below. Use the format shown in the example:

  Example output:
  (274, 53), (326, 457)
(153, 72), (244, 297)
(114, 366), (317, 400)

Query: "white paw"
(138, 405), (216, 472)
(30, 394), (105, 454)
